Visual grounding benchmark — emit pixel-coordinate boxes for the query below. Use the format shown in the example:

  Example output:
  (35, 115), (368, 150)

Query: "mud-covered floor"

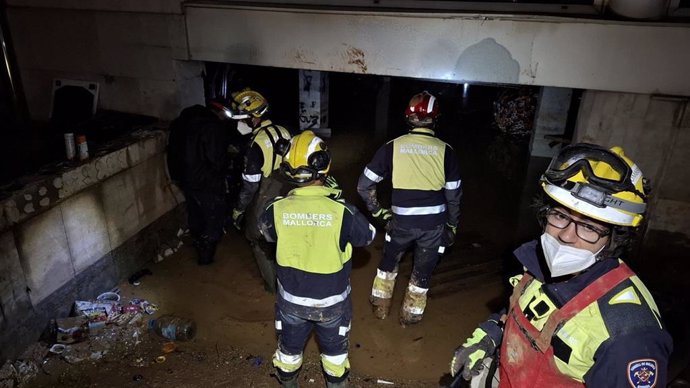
(31, 224), (508, 388)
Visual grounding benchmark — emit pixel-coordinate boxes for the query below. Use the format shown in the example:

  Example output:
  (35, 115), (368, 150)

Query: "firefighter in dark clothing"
(166, 102), (232, 265)
(449, 144), (673, 388)
(357, 91), (462, 326)
(228, 89), (292, 293)
(260, 130), (376, 388)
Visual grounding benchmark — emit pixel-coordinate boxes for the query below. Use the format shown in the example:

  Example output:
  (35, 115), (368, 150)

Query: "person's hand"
(232, 208), (245, 231)
(372, 208), (392, 229)
(442, 223), (457, 247)
(450, 329), (496, 380)
(324, 175), (340, 190)
(450, 313), (503, 380)
(323, 175), (342, 199)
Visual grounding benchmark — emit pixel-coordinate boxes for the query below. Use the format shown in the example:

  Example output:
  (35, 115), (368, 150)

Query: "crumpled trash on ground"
(0, 360), (17, 388)
(154, 228), (186, 263)
(0, 343), (49, 387)
(16, 292), (163, 385)
(128, 299), (158, 315)
(56, 316), (89, 344)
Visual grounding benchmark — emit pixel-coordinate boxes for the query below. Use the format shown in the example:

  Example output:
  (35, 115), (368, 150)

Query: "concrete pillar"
(515, 86), (573, 243)
(530, 86), (573, 158)
(298, 70), (329, 137)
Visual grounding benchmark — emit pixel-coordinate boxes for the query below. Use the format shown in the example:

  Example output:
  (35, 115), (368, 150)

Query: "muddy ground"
(28, 224), (507, 388)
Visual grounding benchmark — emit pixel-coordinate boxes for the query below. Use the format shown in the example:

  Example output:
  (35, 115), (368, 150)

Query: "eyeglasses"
(545, 209), (611, 244)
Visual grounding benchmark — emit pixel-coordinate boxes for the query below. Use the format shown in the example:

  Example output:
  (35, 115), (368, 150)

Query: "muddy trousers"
(184, 189), (227, 264)
(371, 224), (444, 324)
(273, 300), (352, 387)
(245, 174), (289, 293)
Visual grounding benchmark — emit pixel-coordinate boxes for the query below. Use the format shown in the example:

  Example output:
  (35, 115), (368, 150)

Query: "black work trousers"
(185, 188), (227, 244)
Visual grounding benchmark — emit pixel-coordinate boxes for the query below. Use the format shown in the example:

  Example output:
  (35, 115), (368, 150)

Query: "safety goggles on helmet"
(544, 144), (643, 197)
(541, 143), (648, 227)
(229, 89), (269, 120)
(281, 130), (331, 184)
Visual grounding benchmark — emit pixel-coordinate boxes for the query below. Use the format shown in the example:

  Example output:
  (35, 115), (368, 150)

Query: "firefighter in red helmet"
(357, 91), (462, 326)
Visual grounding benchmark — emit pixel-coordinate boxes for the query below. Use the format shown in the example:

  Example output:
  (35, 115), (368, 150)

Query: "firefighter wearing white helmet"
(357, 91), (462, 326)
(449, 143), (672, 388)
(229, 88), (292, 293)
(260, 130), (375, 388)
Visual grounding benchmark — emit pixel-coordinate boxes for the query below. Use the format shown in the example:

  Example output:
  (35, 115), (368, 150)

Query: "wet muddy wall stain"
(344, 46), (368, 73)
(454, 38), (520, 83)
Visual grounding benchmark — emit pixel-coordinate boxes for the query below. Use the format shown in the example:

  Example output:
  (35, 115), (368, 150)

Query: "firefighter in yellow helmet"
(260, 130), (375, 388)
(227, 88), (292, 293)
(449, 143), (672, 388)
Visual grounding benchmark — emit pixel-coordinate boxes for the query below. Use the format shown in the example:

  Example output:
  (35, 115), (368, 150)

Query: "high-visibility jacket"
(499, 240), (673, 387)
(236, 120), (291, 212)
(261, 185), (375, 314)
(357, 128), (461, 229)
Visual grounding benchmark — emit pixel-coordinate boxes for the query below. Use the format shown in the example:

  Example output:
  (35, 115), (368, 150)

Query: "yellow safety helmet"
(229, 88), (269, 120)
(541, 143), (649, 227)
(280, 130), (331, 183)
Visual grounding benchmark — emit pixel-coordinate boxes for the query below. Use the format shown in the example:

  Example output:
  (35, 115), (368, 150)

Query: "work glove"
(323, 175), (342, 200)
(231, 208), (245, 232)
(442, 223), (457, 247)
(450, 313), (503, 380)
(372, 208), (392, 230)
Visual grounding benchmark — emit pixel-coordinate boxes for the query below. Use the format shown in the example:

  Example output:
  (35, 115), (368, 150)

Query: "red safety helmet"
(405, 91), (440, 128)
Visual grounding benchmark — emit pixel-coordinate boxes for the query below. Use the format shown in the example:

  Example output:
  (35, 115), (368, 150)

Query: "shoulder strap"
(535, 263), (634, 352)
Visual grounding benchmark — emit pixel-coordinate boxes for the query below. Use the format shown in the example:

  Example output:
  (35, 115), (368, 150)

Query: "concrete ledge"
(0, 127), (187, 362)
(0, 128), (168, 232)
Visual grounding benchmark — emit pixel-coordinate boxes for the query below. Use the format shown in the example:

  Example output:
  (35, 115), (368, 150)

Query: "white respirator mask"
(237, 121), (253, 135)
(540, 233), (605, 277)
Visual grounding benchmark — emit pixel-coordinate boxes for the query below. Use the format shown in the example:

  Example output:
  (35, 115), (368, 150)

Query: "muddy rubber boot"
(196, 237), (216, 266)
(324, 369), (349, 388)
(399, 285), (428, 327)
(277, 370), (300, 388)
(369, 296), (392, 320)
(280, 377), (299, 388)
(370, 269), (397, 319)
(326, 380), (348, 388)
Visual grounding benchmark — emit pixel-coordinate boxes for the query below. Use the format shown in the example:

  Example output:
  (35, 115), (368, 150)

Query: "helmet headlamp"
(572, 184), (607, 207)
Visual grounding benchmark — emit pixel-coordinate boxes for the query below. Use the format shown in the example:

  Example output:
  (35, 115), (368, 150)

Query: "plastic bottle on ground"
(148, 315), (196, 341)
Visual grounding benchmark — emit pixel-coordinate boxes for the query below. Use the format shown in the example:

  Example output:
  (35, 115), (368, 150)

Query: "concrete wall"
(6, 0), (204, 121)
(575, 91), (690, 241)
(0, 129), (184, 360)
(185, 5), (690, 96)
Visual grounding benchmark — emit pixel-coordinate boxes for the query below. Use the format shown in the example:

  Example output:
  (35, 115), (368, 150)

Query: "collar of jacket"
(252, 119), (274, 135)
(288, 184), (338, 197)
(409, 127), (435, 136)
